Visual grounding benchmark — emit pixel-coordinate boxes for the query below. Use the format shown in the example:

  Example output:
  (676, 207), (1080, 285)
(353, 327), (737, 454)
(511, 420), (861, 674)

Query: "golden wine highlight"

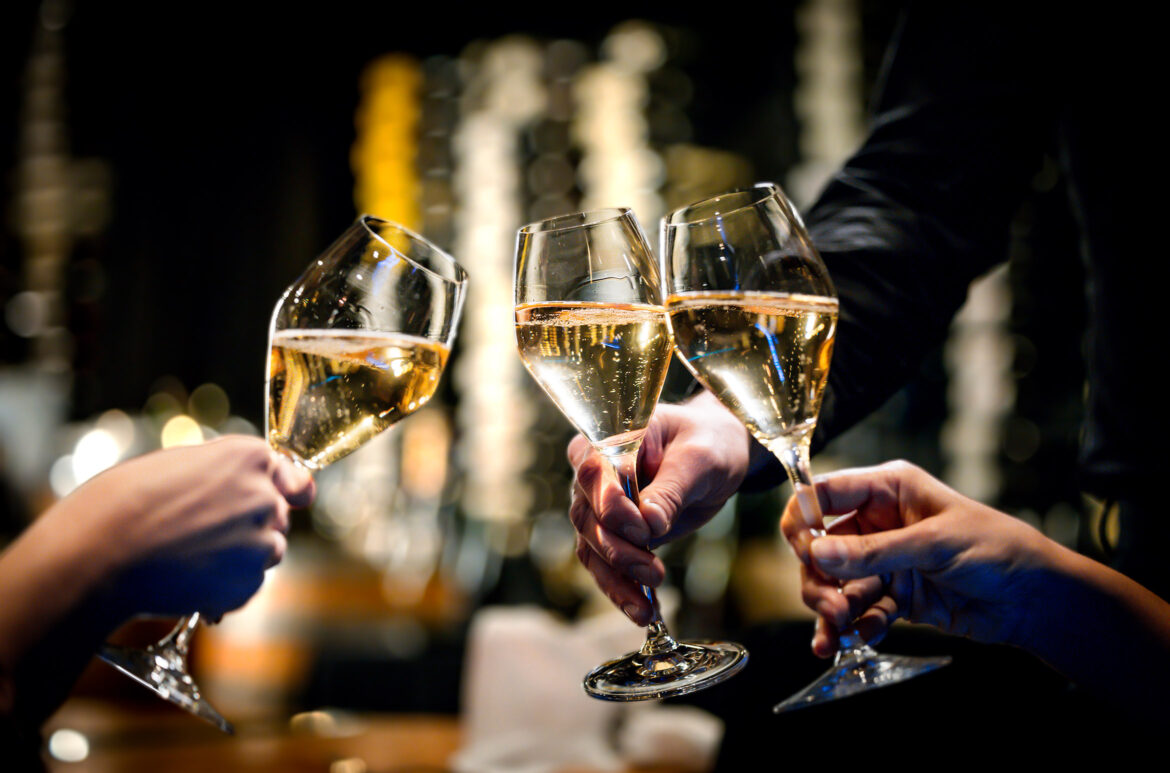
(267, 329), (449, 469)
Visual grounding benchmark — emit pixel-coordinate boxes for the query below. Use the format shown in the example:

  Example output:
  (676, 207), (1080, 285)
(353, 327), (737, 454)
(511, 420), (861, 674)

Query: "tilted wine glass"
(661, 183), (950, 712)
(99, 215), (467, 731)
(515, 207), (748, 700)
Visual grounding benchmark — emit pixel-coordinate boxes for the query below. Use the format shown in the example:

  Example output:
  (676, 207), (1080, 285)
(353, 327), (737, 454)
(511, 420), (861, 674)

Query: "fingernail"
(642, 500), (669, 537)
(622, 523), (650, 544)
(628, 564), (657, 586)
(810, 537), (844, 566)
(622, 603), (643, 624)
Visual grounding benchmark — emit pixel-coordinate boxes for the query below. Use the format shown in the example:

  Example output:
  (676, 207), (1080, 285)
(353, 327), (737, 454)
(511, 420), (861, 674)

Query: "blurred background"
(1, 0), (1091, 769)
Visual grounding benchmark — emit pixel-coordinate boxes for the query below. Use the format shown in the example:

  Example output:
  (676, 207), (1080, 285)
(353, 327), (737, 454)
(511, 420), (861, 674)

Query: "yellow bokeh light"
(161, 415), (204, 448)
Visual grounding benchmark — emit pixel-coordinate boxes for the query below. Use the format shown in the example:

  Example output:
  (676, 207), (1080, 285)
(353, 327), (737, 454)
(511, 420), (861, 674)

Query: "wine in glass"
(661, 183), (950, 712)
(99, 216), (467, 731)
(515, 207), (748, 701)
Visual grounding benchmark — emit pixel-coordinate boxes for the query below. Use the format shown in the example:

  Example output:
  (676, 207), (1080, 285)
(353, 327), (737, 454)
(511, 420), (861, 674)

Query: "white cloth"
(452, 600), (723, 773)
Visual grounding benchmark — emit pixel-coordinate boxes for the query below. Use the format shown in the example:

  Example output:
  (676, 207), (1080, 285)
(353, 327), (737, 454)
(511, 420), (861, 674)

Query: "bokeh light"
(71, 428), (119, 484)
(160, 415), (203, 448)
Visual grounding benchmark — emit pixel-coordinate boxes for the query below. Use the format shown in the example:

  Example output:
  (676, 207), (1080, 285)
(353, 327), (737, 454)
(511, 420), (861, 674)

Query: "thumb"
(273, 455), (316, 508)
(638, 448), (716, 539)
(809, 525), (938, 580)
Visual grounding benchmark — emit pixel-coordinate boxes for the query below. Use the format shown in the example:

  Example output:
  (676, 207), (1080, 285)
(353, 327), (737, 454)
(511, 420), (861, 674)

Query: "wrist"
(1007, 534), (1105, 656)
(31, 481), (139, 630)
(1005, 538), (1068, 652)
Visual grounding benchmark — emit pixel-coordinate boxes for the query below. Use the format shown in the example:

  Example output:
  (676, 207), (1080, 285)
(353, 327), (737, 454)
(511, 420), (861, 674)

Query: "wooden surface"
(40, 698), (699, 773)
(43, 700), (459, 772)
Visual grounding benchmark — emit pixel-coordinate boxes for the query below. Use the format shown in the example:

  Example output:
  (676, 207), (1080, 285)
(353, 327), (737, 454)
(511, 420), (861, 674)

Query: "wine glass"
(661, 183), (950, 712)
(99, 215), (467, 731)
(514, 207), (748, 700)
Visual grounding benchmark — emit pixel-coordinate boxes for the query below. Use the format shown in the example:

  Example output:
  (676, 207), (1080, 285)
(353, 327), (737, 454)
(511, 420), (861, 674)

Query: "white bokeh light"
(47, 728), (89, 762)
(71, 429), (120, 485)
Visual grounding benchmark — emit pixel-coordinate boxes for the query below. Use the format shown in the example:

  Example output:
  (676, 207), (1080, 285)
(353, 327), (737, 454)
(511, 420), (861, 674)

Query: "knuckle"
(566, 435), (589, 466)
(575, 457), (603, 488)
(883, 458), (915, 473)
(884, 458), (922, 482)
(683, 442), (719, 472)
(779, 505), (800, 538)
(235, 441), (272, 471)
(597, 537), (621, 568)
(854, 533), (881, 570)
(649, 479), (685, 516)
(567, 497), (591, 532)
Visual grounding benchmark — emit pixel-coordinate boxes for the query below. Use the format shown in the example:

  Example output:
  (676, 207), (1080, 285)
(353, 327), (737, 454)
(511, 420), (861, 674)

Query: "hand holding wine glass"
(0, 436), (311, 732)
(661, 183), (950, 712)
(566, 392), (754, 625)
(515, 208), (747, 700)
(99, 216), (466, 731)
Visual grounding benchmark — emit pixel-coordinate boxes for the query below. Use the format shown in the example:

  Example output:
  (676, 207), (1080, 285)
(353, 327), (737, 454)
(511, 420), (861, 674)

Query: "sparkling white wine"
(666, 292), (837, 454)
(267, 329), (449, 469)
(515, 302), (672, 455)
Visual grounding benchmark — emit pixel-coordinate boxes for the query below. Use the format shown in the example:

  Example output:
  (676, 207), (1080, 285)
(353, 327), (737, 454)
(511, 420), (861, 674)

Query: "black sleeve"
(747, 4), (1062, 487)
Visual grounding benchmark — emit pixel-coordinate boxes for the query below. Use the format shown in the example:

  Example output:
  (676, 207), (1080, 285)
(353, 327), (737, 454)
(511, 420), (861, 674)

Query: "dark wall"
(3, 2), (808, 422)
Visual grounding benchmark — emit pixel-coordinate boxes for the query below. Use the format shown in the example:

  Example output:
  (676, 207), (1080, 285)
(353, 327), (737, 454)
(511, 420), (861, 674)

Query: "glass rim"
(662, 182), (784, 229)
(518, 207), (634, 236)
(359, 214), (468, 287)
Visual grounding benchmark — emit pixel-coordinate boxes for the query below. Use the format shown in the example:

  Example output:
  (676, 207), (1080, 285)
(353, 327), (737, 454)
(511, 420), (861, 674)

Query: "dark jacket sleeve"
(749, 4), (1061, 486)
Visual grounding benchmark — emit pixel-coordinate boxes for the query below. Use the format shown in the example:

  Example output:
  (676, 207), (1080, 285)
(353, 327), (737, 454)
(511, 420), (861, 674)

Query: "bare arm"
(0, 436), (314, 729)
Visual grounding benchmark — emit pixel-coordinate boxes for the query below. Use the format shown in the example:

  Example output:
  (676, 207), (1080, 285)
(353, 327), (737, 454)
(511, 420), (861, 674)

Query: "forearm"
(788, 4), (1057, 456)
(1017, 544), (1170, 717)
(0, 498), (128, 726)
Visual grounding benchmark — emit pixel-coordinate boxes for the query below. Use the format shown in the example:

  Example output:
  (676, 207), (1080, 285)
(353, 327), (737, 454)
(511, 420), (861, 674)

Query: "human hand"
(779, 461), (1055, 657)
(568, 390), (755, 625)
(68, 435), (315, 621)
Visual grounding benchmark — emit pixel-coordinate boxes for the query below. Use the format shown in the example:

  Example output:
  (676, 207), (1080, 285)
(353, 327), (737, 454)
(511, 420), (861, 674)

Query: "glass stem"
(776, 443), (872, 662)
(606, 448), (678, 656)
(159, 613), (201, 658)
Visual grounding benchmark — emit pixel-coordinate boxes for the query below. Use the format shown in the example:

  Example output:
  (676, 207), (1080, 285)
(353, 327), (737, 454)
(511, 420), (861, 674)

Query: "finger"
(825, 511), (862, 536)
(273, 454), (315, 507)
(809, 522), (946, 580)
(271, 498), (290, 536)
(839, 594), (899, 648)
(838, 576), (885, 626)
(803, 464), (901, 517)
(575, 452), (649, 545)
(567, 434), (591, 468)
(812, 616), (838, 659)
(781, 491), (843, 564)
(575, 535), (656, 626)
(244, 489), (290, 535)
(781, 495), (837, 583)
(799, 567), (883, 629)
(799, 557), (848, 616)
(637, 442), (721, 539)
(781, 464), (917, 546)
(569, 484), (663, 586)
(264, 529), (288, 569)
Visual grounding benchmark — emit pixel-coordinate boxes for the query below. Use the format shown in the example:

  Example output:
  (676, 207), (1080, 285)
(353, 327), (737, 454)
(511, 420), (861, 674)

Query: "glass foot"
(584, 640), (748, 701)
(773, 647), (951, 713)
(99, 643), (234, 733)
